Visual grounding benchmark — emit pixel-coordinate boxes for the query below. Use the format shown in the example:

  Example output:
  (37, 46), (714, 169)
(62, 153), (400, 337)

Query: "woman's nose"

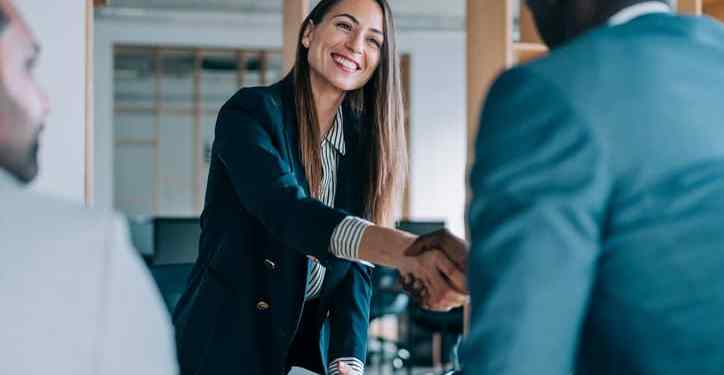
(345, 32), (365, 55)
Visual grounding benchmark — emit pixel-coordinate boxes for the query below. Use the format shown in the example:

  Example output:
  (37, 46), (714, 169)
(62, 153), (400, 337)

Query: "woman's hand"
(335, 361), (361, 375)
(397, 249), (469, 311)
(355, 225), (469, 311)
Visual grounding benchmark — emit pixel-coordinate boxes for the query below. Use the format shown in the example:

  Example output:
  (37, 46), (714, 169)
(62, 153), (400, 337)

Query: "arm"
(219, 92), (465, 308)
(214, 99), (350, 262)
(326, 263), (373, 375)
(358, 225), (468, 310)
(461, 67), (610, 374)
(95, 215), (178, 374)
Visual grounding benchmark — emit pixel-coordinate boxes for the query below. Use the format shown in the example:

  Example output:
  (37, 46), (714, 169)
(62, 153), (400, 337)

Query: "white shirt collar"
(608, 1), (672, 26)
(322, 107), (346, 156)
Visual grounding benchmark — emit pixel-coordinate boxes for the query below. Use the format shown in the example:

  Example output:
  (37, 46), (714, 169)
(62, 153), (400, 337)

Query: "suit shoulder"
(519, 14), (710, 88)
(483, 63), (563, 111)
(221, 82), (285, 115)
(26, 191), (108, 219)
(14, 190), (122, 239)
(1, 190), (129, 273)
(214, 82), (290, 138)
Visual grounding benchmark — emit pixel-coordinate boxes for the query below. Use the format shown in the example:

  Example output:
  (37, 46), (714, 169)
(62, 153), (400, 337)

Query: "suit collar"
(0, 168), (22, 191)
(608, 1), (672, 26)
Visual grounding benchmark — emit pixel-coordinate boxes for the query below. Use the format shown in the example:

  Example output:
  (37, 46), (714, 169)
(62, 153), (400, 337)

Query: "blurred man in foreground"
(464, 0), (724, 374)
(0, 0), (177, 373)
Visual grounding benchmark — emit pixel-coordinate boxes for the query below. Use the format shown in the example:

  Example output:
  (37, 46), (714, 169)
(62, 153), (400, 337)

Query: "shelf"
(704, 0), (724, 21)
(513, 42), (548, 64)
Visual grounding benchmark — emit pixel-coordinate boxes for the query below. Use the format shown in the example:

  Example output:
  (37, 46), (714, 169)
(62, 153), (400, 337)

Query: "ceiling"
(104, 0), (467, 29)
(107, 0), (465, 16)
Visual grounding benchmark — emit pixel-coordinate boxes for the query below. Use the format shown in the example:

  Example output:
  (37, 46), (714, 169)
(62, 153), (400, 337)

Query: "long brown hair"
(292, 0), (406, 226)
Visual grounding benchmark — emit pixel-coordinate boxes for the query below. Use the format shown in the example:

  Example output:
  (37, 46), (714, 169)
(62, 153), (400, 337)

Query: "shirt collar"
(322, 107), (346, 156)
(0, 168), (22, 191)
(608, 1), (672, 26)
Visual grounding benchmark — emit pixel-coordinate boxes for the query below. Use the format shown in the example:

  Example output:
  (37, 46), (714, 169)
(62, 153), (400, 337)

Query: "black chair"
(149, 263), (194, 312)
(406, 306), (464, 373)
(127, 216), (201, 266)
(153, 217), (201, 265)
(370, 267), (409, 320)
(127, 216), (154, 265)
(368, 266), (411, 373)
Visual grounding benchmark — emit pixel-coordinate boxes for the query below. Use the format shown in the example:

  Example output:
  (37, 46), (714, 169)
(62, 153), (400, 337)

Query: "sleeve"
(326, 263), (373, 374)
(328, 357), (365, 375)
(460, 67), (611, 374)
(94, 214), (178, 375)
(330, 216), (374, 267)
(213, 99), (350, 262)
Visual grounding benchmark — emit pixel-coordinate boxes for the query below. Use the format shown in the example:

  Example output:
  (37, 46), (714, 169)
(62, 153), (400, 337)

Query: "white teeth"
(333, 54), (358, 71)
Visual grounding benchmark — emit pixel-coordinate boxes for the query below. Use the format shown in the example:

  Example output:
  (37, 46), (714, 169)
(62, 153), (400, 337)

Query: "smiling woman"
(172, 0), (467, 374)
(294, 0), (405, 224)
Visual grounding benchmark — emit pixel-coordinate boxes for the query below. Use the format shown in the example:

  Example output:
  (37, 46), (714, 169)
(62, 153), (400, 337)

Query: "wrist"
(357, 225), (416, 268)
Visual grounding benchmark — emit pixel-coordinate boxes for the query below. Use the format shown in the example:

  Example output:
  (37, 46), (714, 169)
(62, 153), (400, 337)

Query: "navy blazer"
(173, 75), (373, 375)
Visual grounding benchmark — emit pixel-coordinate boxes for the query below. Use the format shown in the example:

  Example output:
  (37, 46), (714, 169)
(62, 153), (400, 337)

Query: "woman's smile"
(331, 52), (361, 73)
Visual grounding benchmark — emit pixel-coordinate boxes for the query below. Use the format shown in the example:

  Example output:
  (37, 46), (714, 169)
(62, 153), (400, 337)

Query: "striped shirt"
(304, 107), (371, 375)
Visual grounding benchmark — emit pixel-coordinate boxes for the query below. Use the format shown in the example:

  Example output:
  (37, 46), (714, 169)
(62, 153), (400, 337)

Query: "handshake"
(397, 229), (469, 311)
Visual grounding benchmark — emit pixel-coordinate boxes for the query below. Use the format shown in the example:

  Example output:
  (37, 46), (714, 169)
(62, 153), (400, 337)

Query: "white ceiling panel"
(108, 0), (465, 17)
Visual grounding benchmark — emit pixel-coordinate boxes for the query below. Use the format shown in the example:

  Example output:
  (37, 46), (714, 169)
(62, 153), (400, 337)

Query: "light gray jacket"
(0, 170), (177, 374)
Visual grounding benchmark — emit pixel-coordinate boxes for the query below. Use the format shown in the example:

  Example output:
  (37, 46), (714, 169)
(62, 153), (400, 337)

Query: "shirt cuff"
(330, 216), (374, 267)
(328, 357), (365, 375)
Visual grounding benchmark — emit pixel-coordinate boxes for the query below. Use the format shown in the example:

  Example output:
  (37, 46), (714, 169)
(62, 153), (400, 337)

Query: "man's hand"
(397, 249), (468, 311)
(354, 225), (469, 311)
(405, 228), (469, 273)
(400, 229), (469, 310)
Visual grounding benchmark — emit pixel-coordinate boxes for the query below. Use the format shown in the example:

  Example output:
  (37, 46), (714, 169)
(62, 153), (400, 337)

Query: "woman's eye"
(368, 38), (382, 48)
(336, 22), (352, 31)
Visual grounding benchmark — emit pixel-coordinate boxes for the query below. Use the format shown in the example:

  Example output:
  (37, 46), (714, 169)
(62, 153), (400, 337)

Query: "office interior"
(20, 0), (721, 374)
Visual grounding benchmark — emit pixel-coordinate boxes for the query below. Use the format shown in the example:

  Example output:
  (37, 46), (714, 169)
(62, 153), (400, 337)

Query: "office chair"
(368, 265), (411, 373)
(149, 263), (194, 312)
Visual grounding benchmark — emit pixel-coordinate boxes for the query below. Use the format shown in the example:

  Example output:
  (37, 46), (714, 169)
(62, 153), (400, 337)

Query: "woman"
(173, 0), (466, 374)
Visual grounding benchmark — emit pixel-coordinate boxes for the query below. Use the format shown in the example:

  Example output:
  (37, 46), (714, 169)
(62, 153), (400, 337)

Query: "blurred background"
(20, 0), (717, 373)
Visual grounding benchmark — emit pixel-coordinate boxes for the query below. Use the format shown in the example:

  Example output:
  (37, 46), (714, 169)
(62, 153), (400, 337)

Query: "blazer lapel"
(334, 103), (366, 217)
(279, 76), (366, 217)
(279, 76), (312, 198)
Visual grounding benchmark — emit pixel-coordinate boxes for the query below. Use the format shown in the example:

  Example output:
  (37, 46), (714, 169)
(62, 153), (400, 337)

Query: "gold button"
(264, 259), (276, 270)
(256, 301), (270, 311)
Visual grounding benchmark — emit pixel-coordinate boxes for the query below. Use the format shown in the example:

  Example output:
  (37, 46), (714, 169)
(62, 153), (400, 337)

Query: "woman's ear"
(302, 21), (315, 48)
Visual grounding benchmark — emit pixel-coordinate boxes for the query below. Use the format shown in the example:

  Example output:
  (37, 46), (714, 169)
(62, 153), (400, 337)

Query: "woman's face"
(303, 0), (385, 92)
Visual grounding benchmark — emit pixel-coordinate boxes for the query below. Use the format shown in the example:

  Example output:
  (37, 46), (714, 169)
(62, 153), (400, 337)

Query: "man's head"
(0, 0), (48, 184)
(526, 0), (671, 48)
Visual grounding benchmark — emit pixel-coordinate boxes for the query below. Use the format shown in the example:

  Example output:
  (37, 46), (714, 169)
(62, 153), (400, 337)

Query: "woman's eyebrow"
(332, 13), (384, 35)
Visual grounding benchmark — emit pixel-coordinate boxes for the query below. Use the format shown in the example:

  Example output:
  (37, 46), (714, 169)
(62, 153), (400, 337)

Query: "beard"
(27, 134), (39, 168)
(13, 125), (42, 184)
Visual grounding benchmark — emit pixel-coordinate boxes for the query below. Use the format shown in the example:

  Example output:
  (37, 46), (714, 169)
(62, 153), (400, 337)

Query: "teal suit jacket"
(463, 13), (724, 375)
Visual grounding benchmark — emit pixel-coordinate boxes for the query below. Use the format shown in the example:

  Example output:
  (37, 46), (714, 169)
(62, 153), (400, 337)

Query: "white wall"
(399, 32), (467, 237)
(94, 12), (467, 236)
(17, 0), (87, 203)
